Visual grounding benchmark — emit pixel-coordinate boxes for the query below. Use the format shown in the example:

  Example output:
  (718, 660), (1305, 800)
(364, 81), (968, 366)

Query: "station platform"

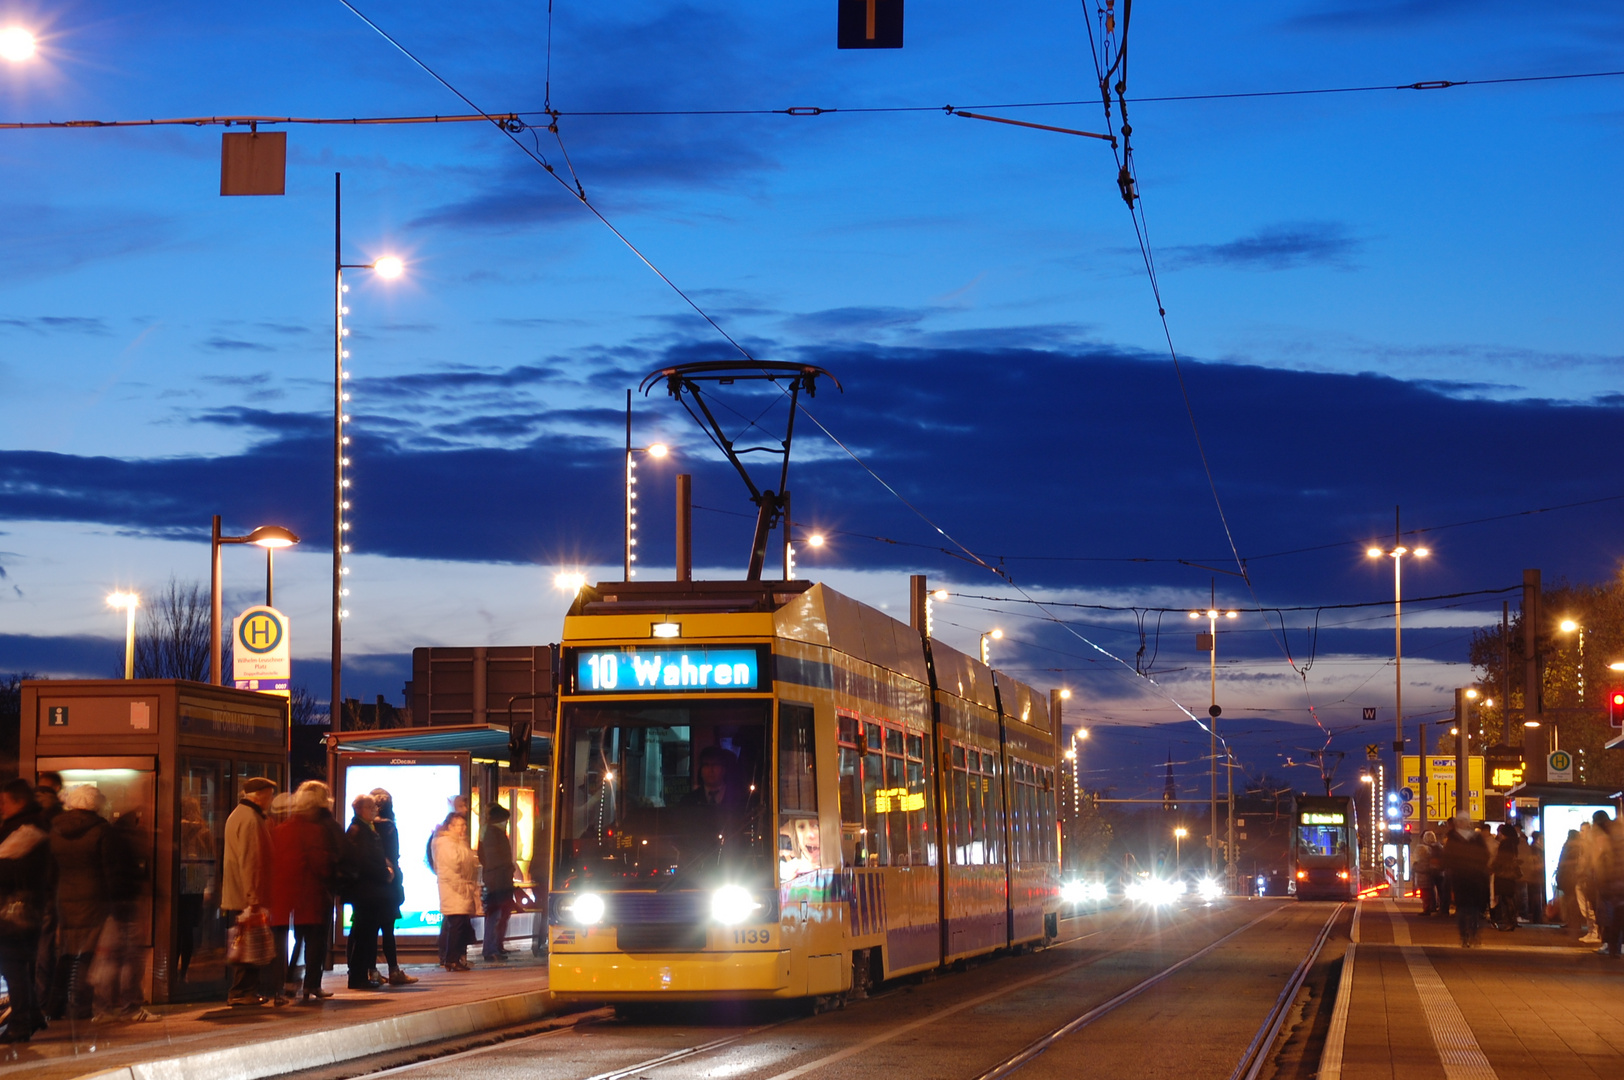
(0, 955), (553, 1080)
(1321, 897), (1624, 1080)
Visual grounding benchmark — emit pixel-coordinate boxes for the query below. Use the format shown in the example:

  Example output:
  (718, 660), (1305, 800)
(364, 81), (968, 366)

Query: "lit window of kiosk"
(20, 680), (288, 1004)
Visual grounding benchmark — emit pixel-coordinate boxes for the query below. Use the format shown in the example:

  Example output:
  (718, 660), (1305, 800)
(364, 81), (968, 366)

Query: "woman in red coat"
(271, 782), (343, 1004)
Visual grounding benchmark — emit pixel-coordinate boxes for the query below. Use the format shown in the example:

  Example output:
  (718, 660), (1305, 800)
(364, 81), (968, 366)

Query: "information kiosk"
(20, 679), (289, 1004)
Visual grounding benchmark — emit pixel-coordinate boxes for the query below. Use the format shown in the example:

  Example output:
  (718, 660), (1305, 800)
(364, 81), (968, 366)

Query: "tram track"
(303, 900), (1331, 1080)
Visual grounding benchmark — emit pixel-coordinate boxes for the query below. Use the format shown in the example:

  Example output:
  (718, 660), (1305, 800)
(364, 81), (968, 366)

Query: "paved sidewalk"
(0, 957), (553, 1080)
(1322, 897), (1624, 1080)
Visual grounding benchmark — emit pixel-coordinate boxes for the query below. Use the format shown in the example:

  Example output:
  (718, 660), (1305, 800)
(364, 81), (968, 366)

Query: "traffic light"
(1609, 689), (1624, 730)
(838, 0), (904, 48)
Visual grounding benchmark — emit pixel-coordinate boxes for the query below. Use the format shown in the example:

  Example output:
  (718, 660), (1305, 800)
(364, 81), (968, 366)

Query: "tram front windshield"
(1298, 818), (1350, 858)
(556, 699), (771, 889)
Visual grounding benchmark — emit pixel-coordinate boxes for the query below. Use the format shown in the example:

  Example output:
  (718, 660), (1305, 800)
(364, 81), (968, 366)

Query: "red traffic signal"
(1609, 689), (1624, 730)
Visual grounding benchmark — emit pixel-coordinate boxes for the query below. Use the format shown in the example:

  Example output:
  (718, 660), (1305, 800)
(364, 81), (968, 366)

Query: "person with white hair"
(45, 784), (109, 1021)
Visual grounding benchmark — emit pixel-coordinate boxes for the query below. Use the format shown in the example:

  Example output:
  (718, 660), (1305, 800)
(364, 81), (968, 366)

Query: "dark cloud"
(7, 342), (1624, 614)
(203, 336), (277, 353)
(0, 634), (123, 679)
(1164, 222), (1358, 271)
(1286, 0), (1512, 30)
(0, 205), (174, 280)
(782, 307), (936, 337)
(0, 316), (113, 336)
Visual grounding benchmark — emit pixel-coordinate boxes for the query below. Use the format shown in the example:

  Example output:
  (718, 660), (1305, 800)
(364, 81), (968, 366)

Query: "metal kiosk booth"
(19, 679), (289, 1004)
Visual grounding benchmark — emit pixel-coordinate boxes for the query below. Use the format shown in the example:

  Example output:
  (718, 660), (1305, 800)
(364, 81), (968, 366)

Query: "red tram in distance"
(1291, 795), (1360, 900)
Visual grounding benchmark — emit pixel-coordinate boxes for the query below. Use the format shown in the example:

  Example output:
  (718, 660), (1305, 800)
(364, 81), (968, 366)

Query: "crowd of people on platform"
(1411, 809), (1624, 953)
(0, 773), (525, 1043)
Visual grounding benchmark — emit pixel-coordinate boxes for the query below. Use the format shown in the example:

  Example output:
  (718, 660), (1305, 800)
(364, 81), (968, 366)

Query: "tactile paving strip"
(1401, 945), (1498, 1080)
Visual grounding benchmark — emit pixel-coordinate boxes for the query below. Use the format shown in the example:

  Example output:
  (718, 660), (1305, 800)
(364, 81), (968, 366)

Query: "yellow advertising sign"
(1401, 755), (1483, 822)
(873, 787), (925, 813)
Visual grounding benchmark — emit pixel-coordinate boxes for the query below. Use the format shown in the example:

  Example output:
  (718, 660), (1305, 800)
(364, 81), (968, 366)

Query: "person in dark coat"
(342, 793), (394, 991)
(367, 788), (416, 986)
(480, 804), (516, 961)
(1442, 813), (1490, 948)
(31, 771), (62, 1013)
(96, 806), (157, 1021)
(46, 784), (110, 1021)
(272, 781), (344, 1003)
(1556, 828), (1582, 928)
(1489, 824), (1523, 931)
(0, 777), (50, 1042)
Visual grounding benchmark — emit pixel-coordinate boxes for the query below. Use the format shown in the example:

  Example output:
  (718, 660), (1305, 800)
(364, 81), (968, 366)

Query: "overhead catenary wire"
(334, 0), (755, 365)
(6, 66), (1621, 130)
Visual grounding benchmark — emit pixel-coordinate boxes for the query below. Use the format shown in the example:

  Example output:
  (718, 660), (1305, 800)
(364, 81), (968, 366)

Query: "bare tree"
(289, 685), (326, 726)
(1, 672), (40, 775)
(134, 577), (230, 681)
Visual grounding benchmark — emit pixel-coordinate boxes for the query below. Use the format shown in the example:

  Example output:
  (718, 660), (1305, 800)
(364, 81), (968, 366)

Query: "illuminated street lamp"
(1174, 826), (1189, 874)
(211, 519), (301, 686)
(333, 170), (405, 730)
(979, 628), (1003, 666)
(1368, 512), (1427, 878)
(554, 570), (587, 594)
(108, 592), (139, 680)
(0, 27), (36, 62)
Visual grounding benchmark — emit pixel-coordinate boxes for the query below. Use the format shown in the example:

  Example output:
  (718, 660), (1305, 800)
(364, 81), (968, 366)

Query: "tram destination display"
(570, 645), (764, 693)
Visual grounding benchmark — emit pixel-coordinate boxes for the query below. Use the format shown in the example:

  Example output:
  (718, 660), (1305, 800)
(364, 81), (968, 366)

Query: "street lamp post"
(1189, 600), (1237, 885)
(333, 171), (404, 731)
(1174, 826), (1188, 875)
(108, 592), (139, 679)
(979, 628), (1003, 666)
(1367, 509), (1428, 888)
(623, 389), (669, 581)
(210, 519), (301, 686)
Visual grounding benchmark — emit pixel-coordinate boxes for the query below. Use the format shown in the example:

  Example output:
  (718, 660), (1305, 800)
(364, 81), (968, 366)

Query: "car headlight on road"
(1060, 880), (1088, 904)
(566, 892), (605, 925)
(1086, 881), (1109, 902)
(1197, 878), (1224, 901)
(711, 885), (759, 925)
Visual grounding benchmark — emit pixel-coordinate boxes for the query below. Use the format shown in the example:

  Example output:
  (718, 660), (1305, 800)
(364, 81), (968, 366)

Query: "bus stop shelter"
(326, 723), (552, 956)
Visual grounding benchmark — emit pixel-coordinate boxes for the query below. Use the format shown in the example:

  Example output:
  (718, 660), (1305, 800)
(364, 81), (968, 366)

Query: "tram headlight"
(1060, 880), (1088, 905)
(711, 885), (759, 925)
(1197, 878), (1224, 901)
(566, 892), (606, 925)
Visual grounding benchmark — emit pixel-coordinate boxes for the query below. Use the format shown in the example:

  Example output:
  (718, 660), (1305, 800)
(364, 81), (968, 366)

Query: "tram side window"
(837, 714), (865, 866)
(906, 733), (931, 866)
(862, 722), (890, 865)
(778, 703), (820, 882)
(950, 745), (970, 865)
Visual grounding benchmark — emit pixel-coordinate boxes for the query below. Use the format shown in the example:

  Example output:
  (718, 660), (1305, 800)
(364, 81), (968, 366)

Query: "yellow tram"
(546, 579), (1063, 1002)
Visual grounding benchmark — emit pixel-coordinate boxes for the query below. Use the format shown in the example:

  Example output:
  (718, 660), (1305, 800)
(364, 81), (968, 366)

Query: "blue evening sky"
(2, 1), (1621, 796)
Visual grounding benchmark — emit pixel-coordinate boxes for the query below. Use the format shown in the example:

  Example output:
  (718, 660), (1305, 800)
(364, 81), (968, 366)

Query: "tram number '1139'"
(733, 929), (772, 945)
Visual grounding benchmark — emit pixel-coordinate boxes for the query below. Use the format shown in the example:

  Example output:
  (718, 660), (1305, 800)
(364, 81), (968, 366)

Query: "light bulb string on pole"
(1367, 506), (1428, 890)
(332, 171), (403, 729)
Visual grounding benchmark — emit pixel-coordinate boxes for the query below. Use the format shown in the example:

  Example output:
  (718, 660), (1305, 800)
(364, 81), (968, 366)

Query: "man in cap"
(222, 776), (277, 1005)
